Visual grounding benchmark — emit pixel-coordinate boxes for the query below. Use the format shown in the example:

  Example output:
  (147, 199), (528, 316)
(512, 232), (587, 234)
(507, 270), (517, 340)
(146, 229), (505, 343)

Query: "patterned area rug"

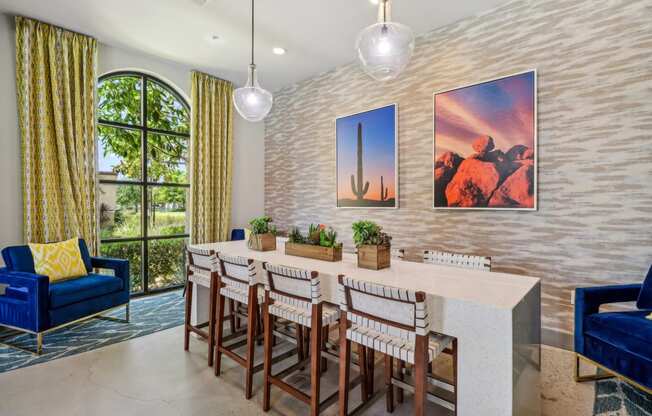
(0, 290), (184, 373)
(595, 379), (652, 415)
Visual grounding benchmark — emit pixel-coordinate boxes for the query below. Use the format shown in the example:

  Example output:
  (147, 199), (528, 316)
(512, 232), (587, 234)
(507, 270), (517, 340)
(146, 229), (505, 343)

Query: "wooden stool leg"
(367, 348), (375, 400)
(214, 292), (226, 376)
(262, 298), (273, 412)
(453, 338), (458, 416)
(245, 290), (257, 399)
(321, 325), (329, 373)
(358, 344), (368, 402)
(305, 328), (311, 360)
(414, 336), (428, 416)
(385, 354), (394, 413)
(309, 307), (323, 416)
(338, 312), (351, 416)
(271, 315), (277, 347)
(184, 281), (193, 351)
(397, 360), (404, 403)
(256, 304), (264, 346)
(296, 324), (305, 362)
(207, 275), (218, 367)
(235, 301), (242, 330)
(229, 299), (236, 334)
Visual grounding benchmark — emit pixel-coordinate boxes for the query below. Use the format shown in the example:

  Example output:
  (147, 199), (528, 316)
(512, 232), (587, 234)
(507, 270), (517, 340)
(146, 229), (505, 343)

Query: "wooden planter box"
(285, 242), (342, 262)
(248, 233), (277, 251)
(357, 245), (391, 270)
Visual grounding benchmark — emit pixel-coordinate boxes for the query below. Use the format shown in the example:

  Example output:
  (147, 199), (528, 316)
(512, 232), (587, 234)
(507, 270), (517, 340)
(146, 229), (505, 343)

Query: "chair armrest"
(574, 283), (642, 354)
(0, 271), (50, 332)
(91, 257), (129, 292)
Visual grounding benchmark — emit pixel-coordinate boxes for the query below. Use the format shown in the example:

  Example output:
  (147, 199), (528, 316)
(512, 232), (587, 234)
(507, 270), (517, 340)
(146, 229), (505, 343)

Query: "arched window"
(97, 72), (190, 294)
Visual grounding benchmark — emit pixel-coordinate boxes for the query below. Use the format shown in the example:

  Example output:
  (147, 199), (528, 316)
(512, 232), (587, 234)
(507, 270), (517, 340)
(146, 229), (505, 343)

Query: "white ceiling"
(0, 0), (507, 91)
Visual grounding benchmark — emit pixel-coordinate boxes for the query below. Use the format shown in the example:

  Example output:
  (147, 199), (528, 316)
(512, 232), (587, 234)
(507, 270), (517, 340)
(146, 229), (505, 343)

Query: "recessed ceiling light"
(210, 34), (221, 42)
(272, 47), (286, 55)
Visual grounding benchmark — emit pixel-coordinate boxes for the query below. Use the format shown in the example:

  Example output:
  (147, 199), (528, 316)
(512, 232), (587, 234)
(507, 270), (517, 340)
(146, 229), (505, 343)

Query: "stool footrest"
(186, 324), (209, 339)
(390, 377), (456, 411)
(269, 376), (311, 405)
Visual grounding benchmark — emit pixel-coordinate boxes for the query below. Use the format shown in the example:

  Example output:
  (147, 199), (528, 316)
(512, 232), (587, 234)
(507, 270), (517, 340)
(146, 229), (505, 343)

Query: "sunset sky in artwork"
(337, 105), (396, 201)
(434, 71), (535, 160)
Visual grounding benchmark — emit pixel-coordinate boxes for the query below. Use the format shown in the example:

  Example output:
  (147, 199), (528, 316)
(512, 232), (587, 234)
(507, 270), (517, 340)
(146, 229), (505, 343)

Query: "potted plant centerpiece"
(285, 224), (343, 262)
(247, 216), (277, 251)
(352, 220), (392, 270)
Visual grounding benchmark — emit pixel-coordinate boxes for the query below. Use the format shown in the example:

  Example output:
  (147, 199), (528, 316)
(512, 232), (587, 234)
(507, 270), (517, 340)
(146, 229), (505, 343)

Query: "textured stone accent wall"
(264, 0), (652, 340)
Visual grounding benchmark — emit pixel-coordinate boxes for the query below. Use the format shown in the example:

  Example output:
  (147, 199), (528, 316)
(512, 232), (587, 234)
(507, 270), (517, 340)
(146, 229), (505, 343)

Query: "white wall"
(0, 15), (265, 263)
(231, 118), (265, 229)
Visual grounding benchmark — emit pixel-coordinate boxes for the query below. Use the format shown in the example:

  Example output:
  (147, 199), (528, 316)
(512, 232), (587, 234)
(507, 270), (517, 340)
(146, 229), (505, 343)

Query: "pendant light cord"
(381, 0), (387, 23)
(250, 0), (255, 67)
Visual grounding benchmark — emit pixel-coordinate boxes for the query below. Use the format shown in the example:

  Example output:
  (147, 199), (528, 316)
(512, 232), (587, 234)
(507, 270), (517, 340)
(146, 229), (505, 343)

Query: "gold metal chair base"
(0, 302), (130, 355)
(575, 353), (652, 395)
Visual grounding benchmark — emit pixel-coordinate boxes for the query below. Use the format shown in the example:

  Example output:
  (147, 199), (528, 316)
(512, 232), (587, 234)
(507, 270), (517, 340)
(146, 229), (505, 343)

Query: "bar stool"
(261, 263), (340, 416)
(184, 247), (220, 366)
(213, 253), (265, 399)
(391, 248), (406, 261)
(337, 275), (457, 416)
(423, 249), (492, 271)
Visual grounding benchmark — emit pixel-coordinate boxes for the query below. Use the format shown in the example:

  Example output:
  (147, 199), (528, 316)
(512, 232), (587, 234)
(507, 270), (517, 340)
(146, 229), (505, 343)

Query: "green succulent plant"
(307, 223), (321, 245)
(351, 220), (392, 248)
(248, 216), (277, 235)
(287, 224), (341, 248)
(288, 227), (306, 244)
(319, 227), (340, 248)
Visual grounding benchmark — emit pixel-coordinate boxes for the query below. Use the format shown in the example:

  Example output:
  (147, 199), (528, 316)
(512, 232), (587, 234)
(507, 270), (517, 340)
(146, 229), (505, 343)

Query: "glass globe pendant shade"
(233, 65), (273, 122)
(356, 0), (414, 81)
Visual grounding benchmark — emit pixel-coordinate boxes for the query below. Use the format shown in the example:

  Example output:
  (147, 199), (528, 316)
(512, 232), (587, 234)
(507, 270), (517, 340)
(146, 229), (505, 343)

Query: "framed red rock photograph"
(433, 70), (537, 210)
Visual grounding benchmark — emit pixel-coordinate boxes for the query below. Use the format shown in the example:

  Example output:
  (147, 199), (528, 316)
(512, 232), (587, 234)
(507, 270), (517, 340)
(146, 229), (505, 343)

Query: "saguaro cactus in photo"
(350, 123), (370, 200)
(380, 175), (388, 201)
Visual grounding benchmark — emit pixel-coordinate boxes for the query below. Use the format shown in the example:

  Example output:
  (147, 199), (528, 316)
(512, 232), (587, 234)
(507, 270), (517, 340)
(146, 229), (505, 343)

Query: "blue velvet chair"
(230, 228), (245, 241)
(0, 239), (130, 354)
(574, 265), (652, 394)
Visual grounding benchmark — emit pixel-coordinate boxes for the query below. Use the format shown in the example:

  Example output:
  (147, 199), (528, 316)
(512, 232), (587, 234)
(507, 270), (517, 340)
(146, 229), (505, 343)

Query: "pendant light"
(355, 0), (414, 81)
(233, 0), (273, 122)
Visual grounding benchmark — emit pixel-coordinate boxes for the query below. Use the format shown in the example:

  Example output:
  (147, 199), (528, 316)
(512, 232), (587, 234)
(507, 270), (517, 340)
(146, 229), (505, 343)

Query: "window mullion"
(141, 74), (149, 294)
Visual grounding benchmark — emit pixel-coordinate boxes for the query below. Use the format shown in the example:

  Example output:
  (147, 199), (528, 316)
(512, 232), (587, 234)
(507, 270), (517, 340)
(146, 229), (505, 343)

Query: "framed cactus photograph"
(336, 104), (398, 208)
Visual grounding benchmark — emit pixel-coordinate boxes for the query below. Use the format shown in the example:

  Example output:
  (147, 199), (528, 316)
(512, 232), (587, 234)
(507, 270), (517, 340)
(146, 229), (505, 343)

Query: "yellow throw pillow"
(28, 238), (87, 282)
(647, 313), (652, 320)
(244, 228), (252, 241)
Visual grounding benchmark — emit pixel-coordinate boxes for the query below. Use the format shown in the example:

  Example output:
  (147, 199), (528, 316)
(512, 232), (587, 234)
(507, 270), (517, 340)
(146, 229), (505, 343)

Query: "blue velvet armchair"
(574, 266), (652, 394)
(0, 239), (130, 354)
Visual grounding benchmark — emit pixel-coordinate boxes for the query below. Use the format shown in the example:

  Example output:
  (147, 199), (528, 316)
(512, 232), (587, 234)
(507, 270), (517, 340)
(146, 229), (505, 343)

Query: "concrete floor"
(0, 326), (595, 416)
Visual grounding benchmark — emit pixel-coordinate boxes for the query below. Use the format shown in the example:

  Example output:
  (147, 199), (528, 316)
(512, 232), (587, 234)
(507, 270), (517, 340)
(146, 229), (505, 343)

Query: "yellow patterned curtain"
(190, 71), (234, 244)
(15, 17), (98, 252)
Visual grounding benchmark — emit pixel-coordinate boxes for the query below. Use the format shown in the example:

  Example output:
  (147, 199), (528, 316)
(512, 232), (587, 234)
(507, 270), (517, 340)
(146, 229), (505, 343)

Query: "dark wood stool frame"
(261, 264), (340, 416)
(184, 247), (221, 367)
(212, 255), (304, 400)
(213, 255), (261, 399)
(337, 275), (457, 416)
(184, 247), (243, 367)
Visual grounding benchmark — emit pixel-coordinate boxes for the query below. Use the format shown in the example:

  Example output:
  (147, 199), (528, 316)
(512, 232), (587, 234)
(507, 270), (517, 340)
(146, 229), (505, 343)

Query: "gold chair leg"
(574, 354), (614, 382)
(36, 333), (43, 355)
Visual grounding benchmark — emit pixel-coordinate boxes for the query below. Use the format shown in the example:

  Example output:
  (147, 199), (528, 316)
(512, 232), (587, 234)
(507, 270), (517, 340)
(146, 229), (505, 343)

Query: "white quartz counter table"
(191, 238), (541, 416)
